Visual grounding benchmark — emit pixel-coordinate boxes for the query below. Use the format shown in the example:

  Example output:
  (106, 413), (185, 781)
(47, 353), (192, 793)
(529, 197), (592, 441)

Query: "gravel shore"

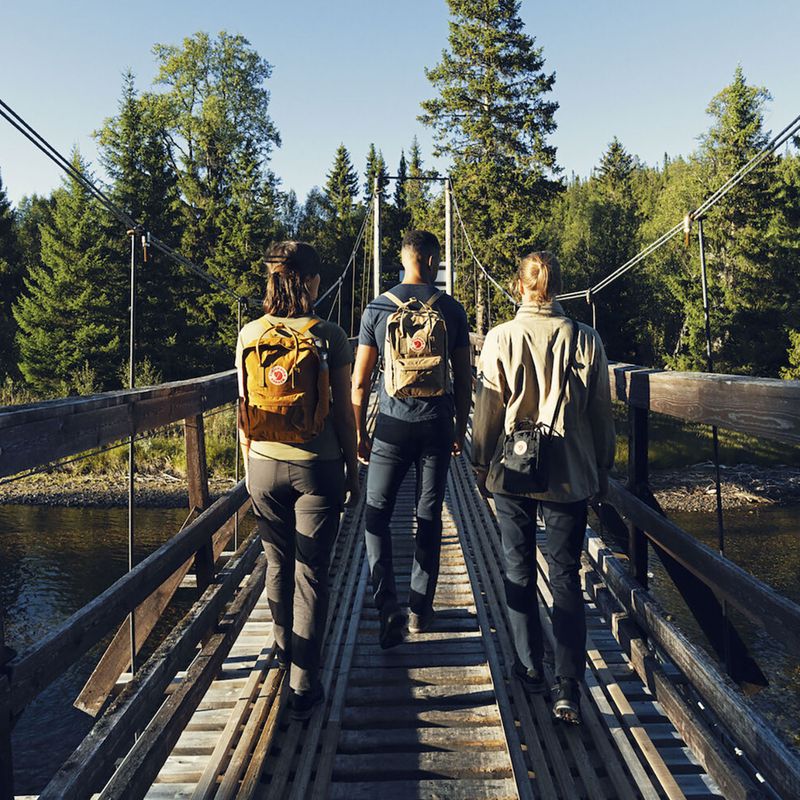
(0, 472), (238, 508)
(2, 463), (800, 512)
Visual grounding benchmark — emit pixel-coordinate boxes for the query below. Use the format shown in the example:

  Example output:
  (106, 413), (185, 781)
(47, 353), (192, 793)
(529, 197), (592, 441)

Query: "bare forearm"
(332, 407), (359, 474)
(351, 387), (370, 440)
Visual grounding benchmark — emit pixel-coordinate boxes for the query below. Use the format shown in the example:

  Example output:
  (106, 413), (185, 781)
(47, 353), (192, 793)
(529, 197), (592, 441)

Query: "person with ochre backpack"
(237, 241), (359, 720)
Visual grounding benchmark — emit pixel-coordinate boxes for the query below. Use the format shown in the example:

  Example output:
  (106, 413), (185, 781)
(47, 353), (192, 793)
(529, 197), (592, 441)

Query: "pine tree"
(0, 171), (23, 379)
(316, 145), (365, 328)
(420, 0), (560, 330)
(364, 144), (388, 202)
(96, 72), (188, 379)
(403, 137), (431, 231)
(681, 67), (782, 374)
(14, 152), (126, 393)
(394, 150), (408, 214)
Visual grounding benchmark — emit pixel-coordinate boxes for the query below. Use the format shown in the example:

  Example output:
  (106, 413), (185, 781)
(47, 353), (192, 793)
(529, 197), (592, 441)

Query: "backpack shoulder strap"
(296, 317), (322, 335)
(383, 291), (404, 308)
(546, 320), (579, 438)
(424, 290), (444, 308)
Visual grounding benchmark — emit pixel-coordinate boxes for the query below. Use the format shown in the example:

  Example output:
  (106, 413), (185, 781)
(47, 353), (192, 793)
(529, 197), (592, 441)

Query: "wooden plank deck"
(128, 450), (733, 799)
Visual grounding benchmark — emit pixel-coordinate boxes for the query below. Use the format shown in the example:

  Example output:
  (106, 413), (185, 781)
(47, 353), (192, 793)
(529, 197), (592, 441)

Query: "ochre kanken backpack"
(383, 291), (450, 398)
(238, 319), (329, 442)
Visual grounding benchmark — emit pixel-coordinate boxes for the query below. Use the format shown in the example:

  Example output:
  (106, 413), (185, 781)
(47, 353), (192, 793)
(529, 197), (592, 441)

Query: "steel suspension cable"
(0, 97), (245, 303)
(314, 196), (374, 310)
(449, 186), (518, 307)
(558, 110), (800, 301)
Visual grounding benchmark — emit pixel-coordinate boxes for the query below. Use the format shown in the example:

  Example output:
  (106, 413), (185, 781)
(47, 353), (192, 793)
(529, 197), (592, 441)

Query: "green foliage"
(0, 170), (23, 379)
(146, 31), (283, 372)
(13, 152), (127, 393)
(96, 72), (188, 379)
(682, 66), (784, 375)
(420, 0), (560, 330)
(781, 329), (800, 379)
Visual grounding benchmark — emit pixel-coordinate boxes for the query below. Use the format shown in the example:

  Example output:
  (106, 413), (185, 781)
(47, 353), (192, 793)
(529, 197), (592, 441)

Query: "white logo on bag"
(513, 440), (528, 456)
(410, 336), (426, 353)
(268, 365), (288, 386)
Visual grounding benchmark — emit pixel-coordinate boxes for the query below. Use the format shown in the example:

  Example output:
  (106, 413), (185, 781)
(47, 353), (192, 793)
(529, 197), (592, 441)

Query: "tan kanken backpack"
(238, 319), (329, 442)
(383, 291), (450, 398)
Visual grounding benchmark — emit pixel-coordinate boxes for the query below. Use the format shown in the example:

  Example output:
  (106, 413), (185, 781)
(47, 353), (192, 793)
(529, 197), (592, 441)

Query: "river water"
(0, 504), (190, 793)
(1, 502), (798, 792)
(650, 505), (800, 755)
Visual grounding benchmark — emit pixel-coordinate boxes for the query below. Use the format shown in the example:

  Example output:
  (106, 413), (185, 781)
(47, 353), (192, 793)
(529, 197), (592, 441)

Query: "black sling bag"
(501, 320), (578, 495)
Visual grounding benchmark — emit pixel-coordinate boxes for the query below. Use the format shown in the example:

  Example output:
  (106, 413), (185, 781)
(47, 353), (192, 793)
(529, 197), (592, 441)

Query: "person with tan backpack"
(352, 230), (472, 649)
(237, 241), (359, 720)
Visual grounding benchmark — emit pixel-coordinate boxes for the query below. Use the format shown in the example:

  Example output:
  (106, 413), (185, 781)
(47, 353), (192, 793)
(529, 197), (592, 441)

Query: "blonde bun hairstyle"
(517, 251), (562, 303)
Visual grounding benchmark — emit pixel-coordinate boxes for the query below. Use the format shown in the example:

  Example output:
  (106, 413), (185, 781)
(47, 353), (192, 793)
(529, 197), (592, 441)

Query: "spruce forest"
(1, 7), (799, 401)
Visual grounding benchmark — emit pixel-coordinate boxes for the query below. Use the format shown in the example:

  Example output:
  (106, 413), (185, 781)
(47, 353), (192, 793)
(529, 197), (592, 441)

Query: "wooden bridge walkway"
(2, 352), (800, 799)
(137, 454), (721, 800)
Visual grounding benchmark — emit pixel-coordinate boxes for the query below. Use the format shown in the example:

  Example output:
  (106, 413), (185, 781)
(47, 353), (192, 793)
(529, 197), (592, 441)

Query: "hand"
(344, 468), (361, 508)
(451, 437), (464, 457)
(475, 466), (491, 498)
(357, 434), (372, 465)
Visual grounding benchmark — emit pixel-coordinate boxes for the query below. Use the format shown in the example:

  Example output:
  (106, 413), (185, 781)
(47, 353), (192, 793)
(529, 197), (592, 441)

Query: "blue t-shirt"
(358, 283), (470, 422)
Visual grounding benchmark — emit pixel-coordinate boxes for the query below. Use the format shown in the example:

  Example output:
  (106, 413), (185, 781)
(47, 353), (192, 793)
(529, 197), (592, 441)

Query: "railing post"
(626, 405), (649, 588)
(0, 619), (14, 800)
(185, 414), (214, 594)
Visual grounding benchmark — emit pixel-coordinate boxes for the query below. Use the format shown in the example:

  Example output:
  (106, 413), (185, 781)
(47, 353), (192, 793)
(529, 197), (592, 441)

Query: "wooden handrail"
(586, 529), (800, 800)
(469, 333), (800, 444)
(606, 478), (800, 655)
(6, 480), (249, 715)
(0, 370), (237, 478)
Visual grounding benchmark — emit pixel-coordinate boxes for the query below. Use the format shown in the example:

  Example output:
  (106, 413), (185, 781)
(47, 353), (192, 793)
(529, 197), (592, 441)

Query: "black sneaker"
(408, 608), (436, 634)
(379, 606), (407, 650)
(512, 659), (546, 694)
(290, 682), (325, 721)
(552, 677), (581, 724)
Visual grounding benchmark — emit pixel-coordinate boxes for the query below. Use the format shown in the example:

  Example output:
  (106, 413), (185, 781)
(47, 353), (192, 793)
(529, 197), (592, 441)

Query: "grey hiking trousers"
(247, 456), (344, 693)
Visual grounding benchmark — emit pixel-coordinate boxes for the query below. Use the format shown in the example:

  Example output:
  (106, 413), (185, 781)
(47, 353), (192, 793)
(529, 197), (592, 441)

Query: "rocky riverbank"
(649, 462), (800, 512)
(0, 472), (238, 508)
(2, 463), (800, 512)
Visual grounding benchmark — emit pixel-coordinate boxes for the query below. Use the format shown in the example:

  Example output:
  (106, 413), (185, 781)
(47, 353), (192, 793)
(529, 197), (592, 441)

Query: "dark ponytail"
(262, 241), (321, 317)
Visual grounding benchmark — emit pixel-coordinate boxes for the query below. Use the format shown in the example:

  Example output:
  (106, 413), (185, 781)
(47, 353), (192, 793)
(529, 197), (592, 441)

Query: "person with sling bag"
(472, 251), (615, 724)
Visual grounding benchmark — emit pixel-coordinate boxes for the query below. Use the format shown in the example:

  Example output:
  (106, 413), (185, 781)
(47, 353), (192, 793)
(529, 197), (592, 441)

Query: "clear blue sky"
(1, 0), (798, 207)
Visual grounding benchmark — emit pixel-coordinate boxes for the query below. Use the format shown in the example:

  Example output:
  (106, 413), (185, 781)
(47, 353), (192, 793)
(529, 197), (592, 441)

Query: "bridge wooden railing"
(469, 332), (800, 800)
(0, 370), (266, 800)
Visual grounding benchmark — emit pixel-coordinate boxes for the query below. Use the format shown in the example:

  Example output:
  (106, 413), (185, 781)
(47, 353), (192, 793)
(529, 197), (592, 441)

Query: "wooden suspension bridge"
(1, 335), (799, 800)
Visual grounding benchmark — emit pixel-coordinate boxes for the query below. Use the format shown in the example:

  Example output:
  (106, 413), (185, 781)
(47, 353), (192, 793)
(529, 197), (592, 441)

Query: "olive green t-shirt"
(236, 314), (353, 461)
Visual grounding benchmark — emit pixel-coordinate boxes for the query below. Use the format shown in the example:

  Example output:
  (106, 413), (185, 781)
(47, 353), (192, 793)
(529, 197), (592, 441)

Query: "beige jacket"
(472, 301), (615, 503)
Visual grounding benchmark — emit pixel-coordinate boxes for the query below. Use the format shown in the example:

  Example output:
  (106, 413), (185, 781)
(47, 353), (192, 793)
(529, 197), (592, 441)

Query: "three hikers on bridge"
(237, 235), (614, 724)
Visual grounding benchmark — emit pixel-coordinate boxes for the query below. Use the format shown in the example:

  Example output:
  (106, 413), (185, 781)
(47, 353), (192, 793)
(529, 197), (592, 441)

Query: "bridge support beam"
(626, 405), (649, 587)
(444, 179), (453, 295)
(185, 415), (214, 595)
(372, 177), (382, 299)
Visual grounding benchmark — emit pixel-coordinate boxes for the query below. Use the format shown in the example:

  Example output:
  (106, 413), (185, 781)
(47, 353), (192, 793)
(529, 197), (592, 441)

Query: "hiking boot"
(379, 606), (407, 650)
(290, 682), (325, 721)
(512, 658), (546, 694)
(408, 608), (436, 634)
(552, 677), (581, 724)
